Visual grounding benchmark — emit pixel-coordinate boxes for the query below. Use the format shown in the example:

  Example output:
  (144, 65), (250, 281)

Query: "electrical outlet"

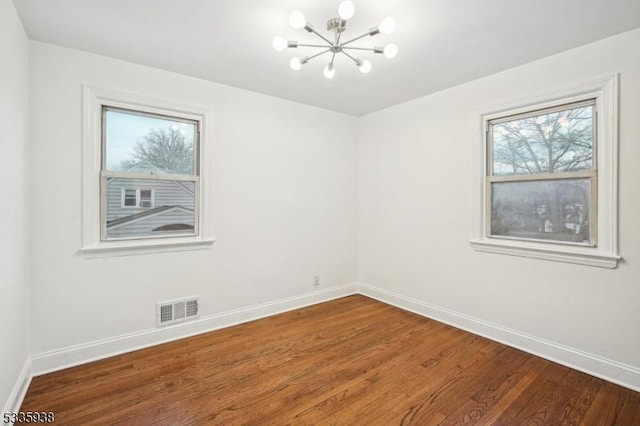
(314, 274), (320, 287)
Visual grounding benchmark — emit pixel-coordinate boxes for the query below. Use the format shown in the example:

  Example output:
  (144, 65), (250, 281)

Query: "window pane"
(490, 179), (592, 244)
(103, 108), (197, 175)
(492, 104), (593, 176)
(105, 177), (196, 240)
(139, 189), (153, 208)
(123, 189), (137, 206)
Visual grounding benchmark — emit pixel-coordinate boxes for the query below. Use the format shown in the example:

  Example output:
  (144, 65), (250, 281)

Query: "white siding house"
(105, 178), (196, 238)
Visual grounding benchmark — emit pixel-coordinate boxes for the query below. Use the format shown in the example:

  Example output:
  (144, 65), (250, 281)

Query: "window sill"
(469, 239), (620, 269)
(80, 237), (215, 258)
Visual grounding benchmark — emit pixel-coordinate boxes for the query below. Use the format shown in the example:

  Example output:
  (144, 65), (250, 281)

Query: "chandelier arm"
(306, 26), (334, 46)
(340, 50), (360, 65)
(304, 48), (332, 63)
(297, 43), (332, 48)
(329, 52), (337, 69)
(340, 30), (376, 47)
(341, 46), (377, 52)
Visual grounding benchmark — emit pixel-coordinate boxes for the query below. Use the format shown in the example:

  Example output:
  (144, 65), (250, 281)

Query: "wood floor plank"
(489, 359), (570, 425)
(602, 383), (640, 425)
(545, 373), (603, 425)
(476, 356), (548, 425)
(434, 346), (534, 425)
(18, 295), (640, 425)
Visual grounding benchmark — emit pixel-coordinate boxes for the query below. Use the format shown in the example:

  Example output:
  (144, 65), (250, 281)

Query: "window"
(82, 86), (214, 256)
(121, 188), (155, 209)
(487, 100), (596, 246)
(140, 189), (153, 208)
(471, 76), (619, 268)
(102, 107), (198, 241)
(123, 188), (137, 207)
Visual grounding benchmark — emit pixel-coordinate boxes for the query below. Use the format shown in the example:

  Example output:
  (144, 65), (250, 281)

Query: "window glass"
(104, 108), (197, 175)
(105, 178), (195, 240)
(491, 179), (591, 244)
(492, 104), (594, 176)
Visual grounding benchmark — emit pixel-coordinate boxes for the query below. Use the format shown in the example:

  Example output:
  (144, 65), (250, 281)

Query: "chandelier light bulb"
(379, 16), (396, 34)
(323, 64), (336, 79)
(290, 57), (302, 71)
(338, 1), (355, 20)
(272, 36), (288, 52)
(289, 11), (306, 29)
(383, 43), (398, 58)
(358, 59), (371, 74)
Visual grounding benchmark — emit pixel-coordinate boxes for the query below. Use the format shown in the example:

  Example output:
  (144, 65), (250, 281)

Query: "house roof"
(106, 205), (194, 229)
(120, 160), (165, 174)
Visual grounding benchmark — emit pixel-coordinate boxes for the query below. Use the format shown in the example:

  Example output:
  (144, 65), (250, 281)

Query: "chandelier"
(273, 1), (397, 78)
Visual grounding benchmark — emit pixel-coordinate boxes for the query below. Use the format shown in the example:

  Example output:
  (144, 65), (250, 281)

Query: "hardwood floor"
(19, 295), (640, 425)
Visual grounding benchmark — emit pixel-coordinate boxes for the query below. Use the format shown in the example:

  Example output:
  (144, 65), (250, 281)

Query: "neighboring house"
(105, 177), (196, 239)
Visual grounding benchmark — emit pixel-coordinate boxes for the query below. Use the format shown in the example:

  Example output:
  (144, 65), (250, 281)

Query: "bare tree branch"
(120, 128), (194, 174)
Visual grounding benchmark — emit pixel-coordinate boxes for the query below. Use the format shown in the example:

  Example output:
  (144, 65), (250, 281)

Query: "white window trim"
(470, 75), (620, 268)
(81, 85), (215, 257)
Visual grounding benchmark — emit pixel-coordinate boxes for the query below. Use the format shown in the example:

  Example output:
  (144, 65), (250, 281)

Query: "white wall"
(29, 42), (358, 355)
(358, 28), (640, 373)
(0, 0), (31, 412)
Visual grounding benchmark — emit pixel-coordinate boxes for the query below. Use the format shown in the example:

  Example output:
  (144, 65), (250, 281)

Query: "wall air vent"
(156, 297), (199, 327)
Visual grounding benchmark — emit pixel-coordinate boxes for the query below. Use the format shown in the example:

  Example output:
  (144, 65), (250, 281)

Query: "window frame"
(122, 188), (138, 208)
(82, 86), (214, 257)
(470, 75), (620, 268)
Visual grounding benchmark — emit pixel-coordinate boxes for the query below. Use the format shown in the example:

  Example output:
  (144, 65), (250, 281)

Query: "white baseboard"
(31, 283), (358, 376)
(358, 282), (640, 393)
(2, 357), (32, 425)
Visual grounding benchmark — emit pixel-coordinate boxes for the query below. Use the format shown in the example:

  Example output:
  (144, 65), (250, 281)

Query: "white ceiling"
(14, 0), (640, 116)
